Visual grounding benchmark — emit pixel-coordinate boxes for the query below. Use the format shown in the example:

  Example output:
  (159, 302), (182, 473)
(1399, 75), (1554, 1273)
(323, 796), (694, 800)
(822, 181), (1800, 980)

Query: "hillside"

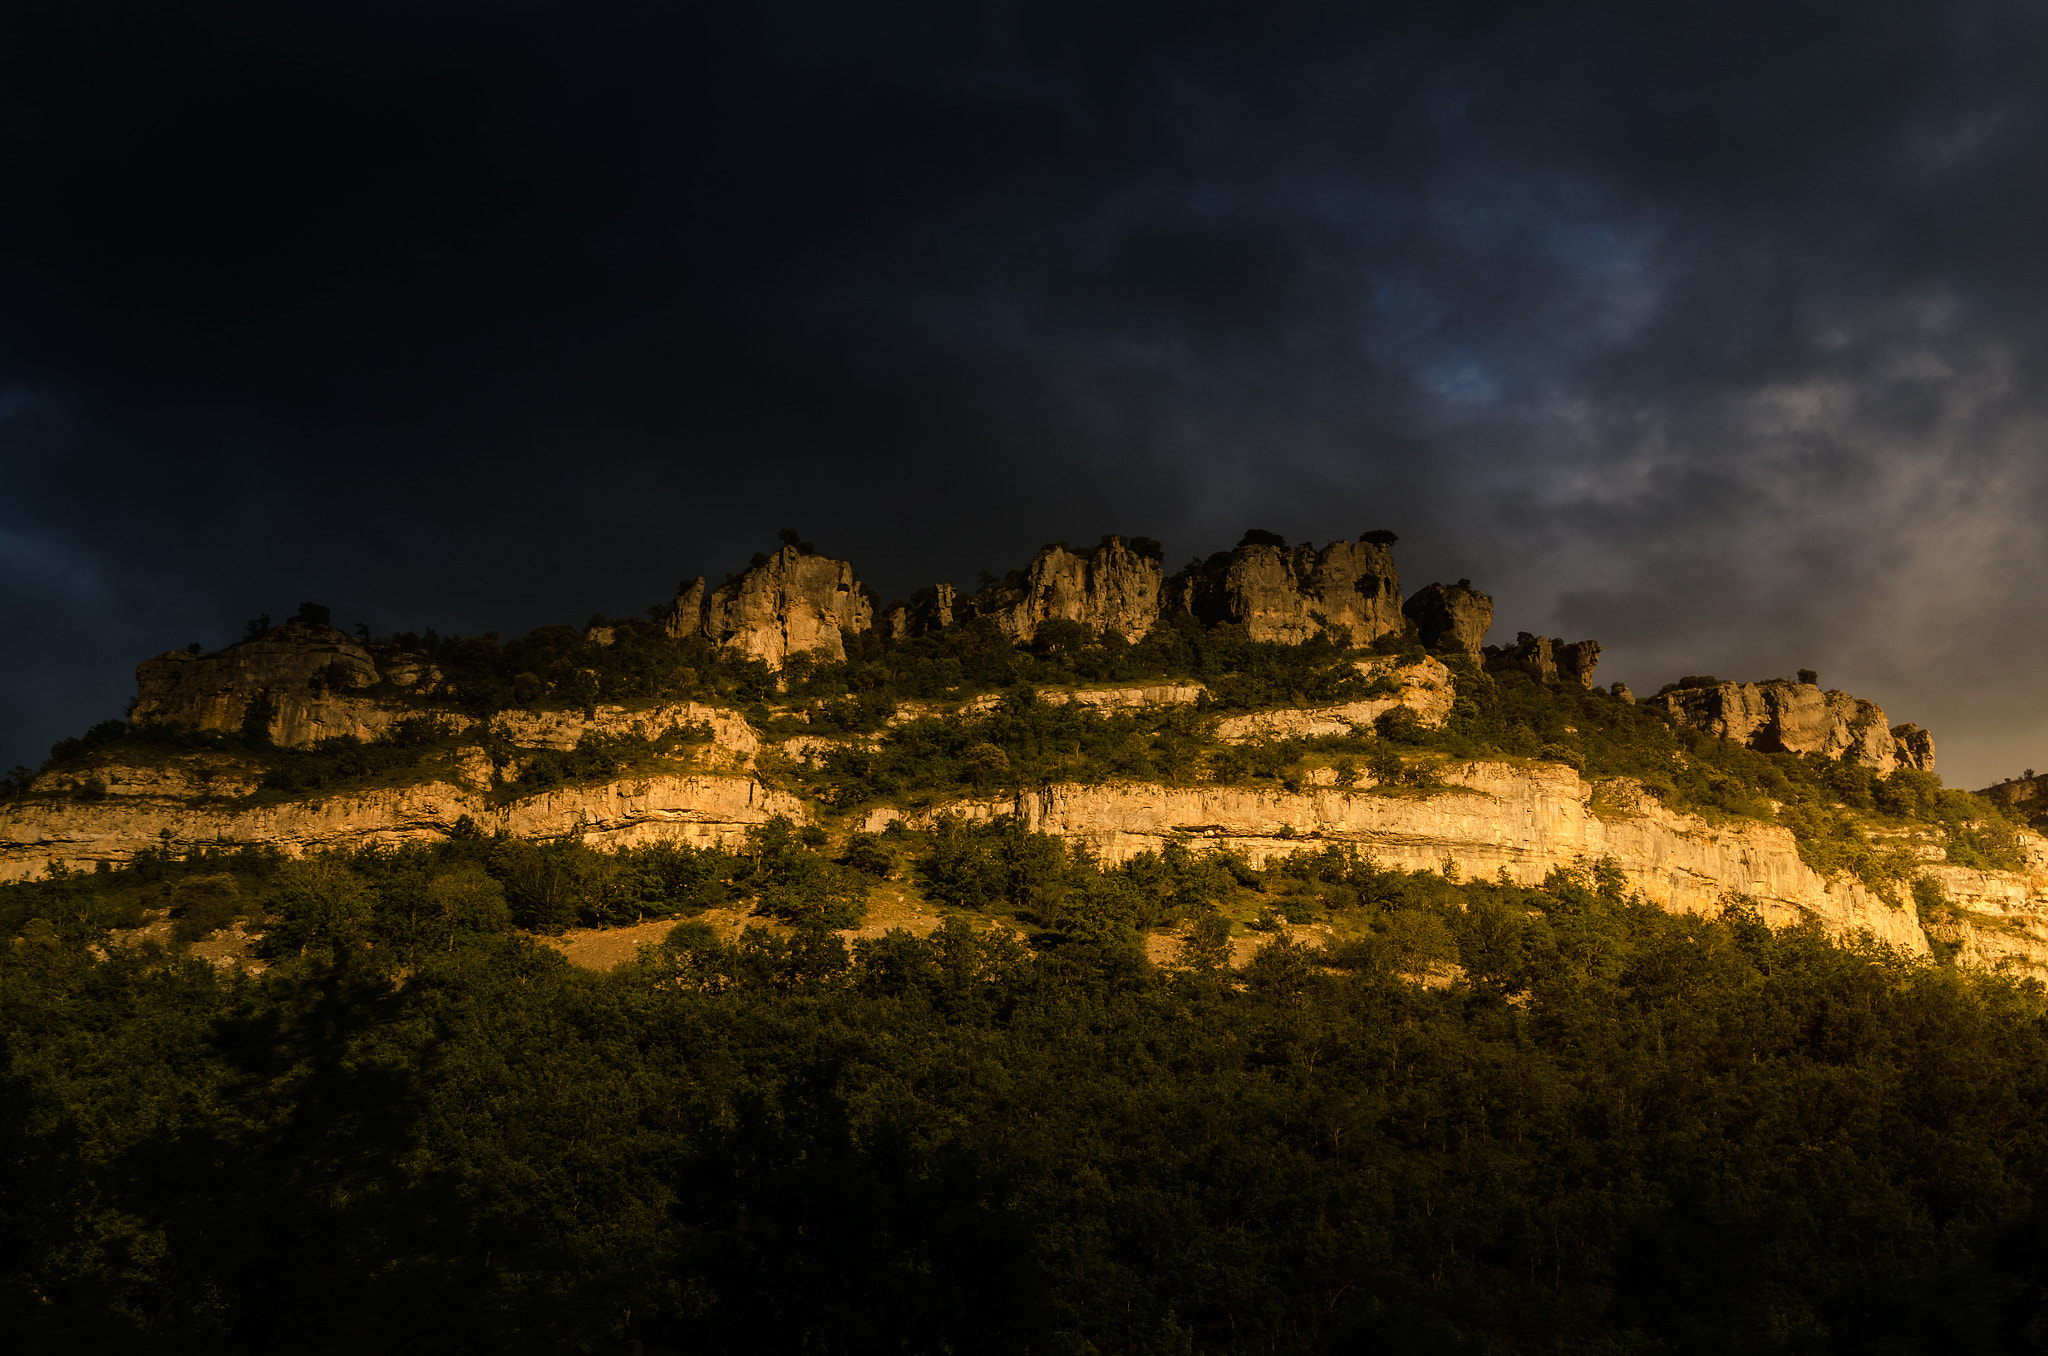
(9, 531), (2048, 1352)
(3, 531), (2037, 973)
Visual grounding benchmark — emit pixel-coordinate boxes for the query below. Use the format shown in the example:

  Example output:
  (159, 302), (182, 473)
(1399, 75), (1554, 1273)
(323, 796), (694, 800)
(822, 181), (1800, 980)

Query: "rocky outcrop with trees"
(1167, 530), (1404, 645)
(1401, 579), (1493, 658)
(1643, 676), (1936, 775)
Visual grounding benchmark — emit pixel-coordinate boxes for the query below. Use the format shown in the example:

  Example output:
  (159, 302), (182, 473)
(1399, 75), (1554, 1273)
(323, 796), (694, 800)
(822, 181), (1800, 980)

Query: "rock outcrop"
(1, 772), (805, 881)
(970, 536), (1166, 644)
(1978, 772), (2048, 830)
(131, 622), (427, 747)
(1168, 534), (1403, 646)
(1212, 656), (1453, 742)
(664, 546), (876, 667)
(900, 764), (1963, 958)
(1488, 633), (1601, 688)
(1643, 678), (1934, 774)
(883, 583), (958, 640)
(1402, 580), (1493, 658)
(1893, 723), (1936, 773)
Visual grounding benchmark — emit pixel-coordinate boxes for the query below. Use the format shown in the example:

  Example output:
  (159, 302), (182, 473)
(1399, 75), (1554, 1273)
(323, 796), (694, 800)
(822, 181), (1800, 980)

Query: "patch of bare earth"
(102, 913), (267, 973)
(540, 882), (952, 971)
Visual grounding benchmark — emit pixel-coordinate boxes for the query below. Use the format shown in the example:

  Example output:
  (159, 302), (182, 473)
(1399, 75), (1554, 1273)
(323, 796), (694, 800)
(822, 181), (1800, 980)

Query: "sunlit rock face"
(1403, 579), (1493, 658)
(131, 621), (415, 748)
(967, 535), (1167, 645)
(1643, 677), (1934, 774)
(1169, 536), (1403, 646)
(665, 545), (877, 667)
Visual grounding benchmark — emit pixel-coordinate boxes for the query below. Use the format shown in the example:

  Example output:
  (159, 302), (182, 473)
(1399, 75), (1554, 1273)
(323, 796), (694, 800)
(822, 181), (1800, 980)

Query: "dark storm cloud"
(4, 0), (2047, 786)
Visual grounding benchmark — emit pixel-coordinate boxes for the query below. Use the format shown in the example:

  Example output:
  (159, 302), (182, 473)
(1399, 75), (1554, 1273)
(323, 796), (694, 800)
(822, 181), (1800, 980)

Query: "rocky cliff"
(1, 772), (802, 880)
(1488, 633), (1601, 687)
(1169, 534), (1403, 645)
(132, 621), (435, 747)
(866, 762), (2048, 970)
(1643, 678), (1935, 775)
(18, 667), (2043, 973)
(1402, 580), (1493, 658)
(969, 535), (1166, 644)
(1211, 656), (1453, 742)
(664, 545), (877, 666)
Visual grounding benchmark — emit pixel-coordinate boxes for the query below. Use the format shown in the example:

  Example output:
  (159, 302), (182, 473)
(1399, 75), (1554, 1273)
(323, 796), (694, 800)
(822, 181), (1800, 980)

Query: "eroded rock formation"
(1488, 633), (1601, 688)
(1978, 771), (2048, 830)
(1212, 656), (1453, 742)
(971, 536), (1166, 644)
(1402, 580), (1493, 658)
(1643, 678), (1935, 774)
(665, 546), (876, 667)
(1169, 534), (1402, 645)
(131, 622), (428, 748)
(884, 583), (958, 640)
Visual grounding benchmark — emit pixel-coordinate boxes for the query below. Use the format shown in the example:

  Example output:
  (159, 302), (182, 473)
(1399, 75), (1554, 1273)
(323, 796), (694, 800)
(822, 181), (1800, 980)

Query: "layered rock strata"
(1402, 580), (1493, 658)
(665, 546), (877, 667)
(1170, 536), (1403, 645)
(923, 767), (1969, 958)
(1212, 656), (1453, 742)
(1, 774), (803, 881)
(1644, 679), (1935, 775)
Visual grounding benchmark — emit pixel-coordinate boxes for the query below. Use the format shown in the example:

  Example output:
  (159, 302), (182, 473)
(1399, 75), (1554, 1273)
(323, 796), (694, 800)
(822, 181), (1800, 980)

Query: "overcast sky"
(4, 0), (2046, 789)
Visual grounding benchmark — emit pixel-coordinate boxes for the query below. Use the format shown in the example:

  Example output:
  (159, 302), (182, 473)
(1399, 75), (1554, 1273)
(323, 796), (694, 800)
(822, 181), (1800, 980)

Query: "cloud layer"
(4, 0), (2046, 787)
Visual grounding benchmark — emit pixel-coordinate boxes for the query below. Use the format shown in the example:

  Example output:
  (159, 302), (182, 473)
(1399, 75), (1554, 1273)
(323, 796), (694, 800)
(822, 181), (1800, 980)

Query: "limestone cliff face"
(1402, 581), (1493, 658)
(972, 536), (1166, 644)
(664, 546), (876, 667)
(1169, 537), (1402, 645)
(1212, 656), (1453, 742)
(131, 622), (430, 747)
(0, 772), (805, 882)
(1644, 679), (1933, 774)
(1488, 633), (1601, 688)
(952, 767), (1929, 954)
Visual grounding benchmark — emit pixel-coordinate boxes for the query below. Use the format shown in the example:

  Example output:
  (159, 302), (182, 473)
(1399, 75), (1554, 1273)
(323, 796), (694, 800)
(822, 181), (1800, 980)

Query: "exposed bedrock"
(0, 772), (804, 882)
(131, 621), (431, 748)
(1488, 633), (1601, 688)
(1644, 678), (1935, 775)
(1402, 579), (1494, 658)
(889, 765), (2048, 968)
(1169, 534), (1403, 645)
(665, 545), (877, 667)
(970, 535), (1167, 644)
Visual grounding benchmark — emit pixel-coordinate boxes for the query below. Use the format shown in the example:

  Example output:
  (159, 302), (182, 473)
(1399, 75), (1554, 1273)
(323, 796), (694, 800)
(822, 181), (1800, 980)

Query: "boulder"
(1402, 579), (1493, 658)
(1168, 534), (1402, 645)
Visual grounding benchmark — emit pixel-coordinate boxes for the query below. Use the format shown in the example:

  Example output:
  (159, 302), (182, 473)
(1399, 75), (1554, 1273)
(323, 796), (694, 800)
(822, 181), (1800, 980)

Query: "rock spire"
(1402, 579), (1493, 658)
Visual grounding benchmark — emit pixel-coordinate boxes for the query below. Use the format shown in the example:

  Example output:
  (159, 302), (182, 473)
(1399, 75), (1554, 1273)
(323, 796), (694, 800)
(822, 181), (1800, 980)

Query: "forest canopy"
(7, 833), (2048, 1351)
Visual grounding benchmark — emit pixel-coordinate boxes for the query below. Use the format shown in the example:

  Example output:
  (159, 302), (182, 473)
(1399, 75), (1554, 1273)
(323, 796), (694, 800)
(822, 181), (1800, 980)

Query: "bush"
(168, 873), (244, 947)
